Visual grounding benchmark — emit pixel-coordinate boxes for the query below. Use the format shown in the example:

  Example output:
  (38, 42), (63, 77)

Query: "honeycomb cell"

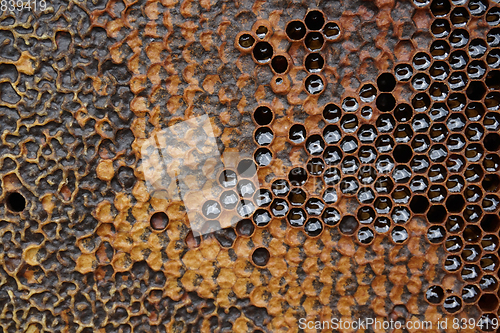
(304, 218), (323, 237)
(392, 226), (408, 244)
(289, 124), (307, 144)
(254, 106), (273, 125)
(324, 146), (343, 165)
(340, 136), (358, 154)
(426, 285), (445, 304)
(252, 247), (270, 266)
(445, 236), (463, 253)
(254, 189), (273, 207)
(430, 40), (450, 60)
(427, 205), (447, 223)
(377, 73), (396, 92)
(286, 20), (306, 40)
(410, 195), (430, 214)
(305, 10), (325, 30)
(412, 93), (431, 112)
(271, 179), (290, 197)
(485, 70), (500, 89)
(236, 219), (255, 237)
(202, 200), (222, 219)
(446, 215), (464, 233)
(376, 93), (396, 112)
(359, 84), (377, 102)
(482, 235), (499, 251)
(220, 190), (239, 209)
(486, 7), (500, 26)
(339, 215), (358, 235)
(289, 167), (308, 186)
(444, 255), (462, 272)
(480, 275), (498, 291)
(468, 61), (487, 81)
(322, 187), (338, 204)
(431, 19), (451, 37)
(323, 22), (340, 40)
(270, 199), (289, 217)
(339, 177), (359, 195)
(255, 25), (268, 39)
(237, 179), (256, 198)
(462, 285), (481, 303)
(466, 81), (487, 100)
(253, 209), (271, 226)
(449, 29), (469, 48)
(374, 217), (391, 233)
(271, 55), (289, 74)
(487, 49), (500, 68)
(237, 200), (256, 217)
(306, 158), (325, 175)
(468, 0), (489, 16)
(481, 214), (500, 232)
(254, 148), (272, 166)
(238, 33), (255, 48)
(323, 104), (342, 123)
(304, 32), (324, 51)
(427, 225), (447, 243)
(430, 0), (451, 16)
(304, 53), (324, 73)
(322, 207), (341, 226)
(487, 28), (500, 47)
(358, 187), (375, 204)
(287, 208), (307, 227)
(323, 167), (341, 185)
(450, 7), (470, 26)
(449, 50), (469, 70)
(150, 212), (169, 231)
(443, 295), (462, 313)
(463, 225), (482, 242)
(253, 41), (273, 63)
(413, 52), (431, 70)
(305, 74), (325, 94)
(357, 206), (376, 224)
(412, 73), (431, 90)
(478, 314), (499, 332)
(254, 127), (274, 146)
(305, 198), (324, 216)
(394, 64), (413, 81)
(480, 254), (499, 272)
(357, 227), (375, 245)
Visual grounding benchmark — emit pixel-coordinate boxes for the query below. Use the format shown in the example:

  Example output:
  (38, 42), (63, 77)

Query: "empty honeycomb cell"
(285, 20), (307, 41)
(271, 179), (290, 197)
(394, 104), (412, 122)
(431, 19), (451, 37)
(304, 218), (323, 237)
(410, 176), (429, 193)
(339, 177), (359, 195)
(322, 187), (338, 204)
(306, 158), (325, 176)
(323, 167), (341, 184)
(487, 28), (500, 47)
(251, 247), (270, 267)
(450, 50), (469, 70)
(427, 225), (446, 244)
(393, 144), (413, 163)
(481, 214), (500, 232)
(271, 55), (289, 74)
(445, 255), (462, 272)
(466, 81), (487, 100)
(377, 73), (396, 92)
(202, 200), (222, 219)
(487, 49), (500, 68)
(304, 53), (324, 73)
(237, 159), (257, 178)
(450, 6), (470, 26)
(430, 0), (451, 17)
(323, 104), (342, 123)
(443, 295), (462, 313)
(480, 254), (499, 272)
(462, 284), (481, 303)
(358, 187), (375, 204)
(446, 215), (464, 233)
(426, 285), (445, 304)
(323, 22), (340, 40)
(321, 207), (340, 226)
(255, 25), (268, 39)
(289, 167), (308, 186)
(463, 225), (482, 243)
(237, 200), (255, 217)
(468, 0), (489, 16)
(485, 70), (500, 89)
(150, 212), (169, 231)
(304, 74), (325, 94)
(254, 127), (274, 146)
(413, 52), (432, 70)
(220, 190), (239, 209)
(214, 228), (237, 248)
(238, 33), (255, 49)
(254, 189), (272, 207)
(339, 215), (358, 235)
(270, 199), (289, 217)
(394, 64), (413, 81)
(481, 235), (499, 251)
(288, 188), (306, 206)
(462, 244), (482, 262)
(304, 32), (324, 51)
(305, 10), (325, 30)
(357, 227), (375, 245)
(253, 209), (272, 227)
(324, 147), (343, 165)
(487, 7), (500, 25)
(430, 40), (450, 60)
(480, 275), (499, 291)
(253, 105), (273, 125)
(359, 84), (377, 102)
(376, 93), (396, 112)
(410, 195), (430, 214)
(287, 208), (307, 227)
(391, 226), (408, 243)
(412, 93), (431, 112)
(445, 235), (463, 253)
(357, 206), (376, 224)
(427, 205), (447, 223)
(483, 174), (500, 192)
(5, 192), (26, 212)
(252, 42), (273, 63)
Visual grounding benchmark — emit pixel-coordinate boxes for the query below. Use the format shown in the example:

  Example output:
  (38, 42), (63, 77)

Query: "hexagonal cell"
(339, 215), (358, 235)
(251, 247), (270, 267)
(466, 81), (487, 100)
(410, 195), (430, 214)
(445, 194), (466, 213)
(285, 20), (306, 40)
(481, 214), (500, 232)
(427, 205), (447, 223)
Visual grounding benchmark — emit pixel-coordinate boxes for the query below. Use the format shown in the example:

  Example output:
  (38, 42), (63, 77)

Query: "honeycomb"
(0, 0), (499, 331)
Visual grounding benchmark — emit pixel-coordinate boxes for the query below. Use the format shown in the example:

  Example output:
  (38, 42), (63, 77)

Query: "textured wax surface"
(0, 0), (499, 332)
